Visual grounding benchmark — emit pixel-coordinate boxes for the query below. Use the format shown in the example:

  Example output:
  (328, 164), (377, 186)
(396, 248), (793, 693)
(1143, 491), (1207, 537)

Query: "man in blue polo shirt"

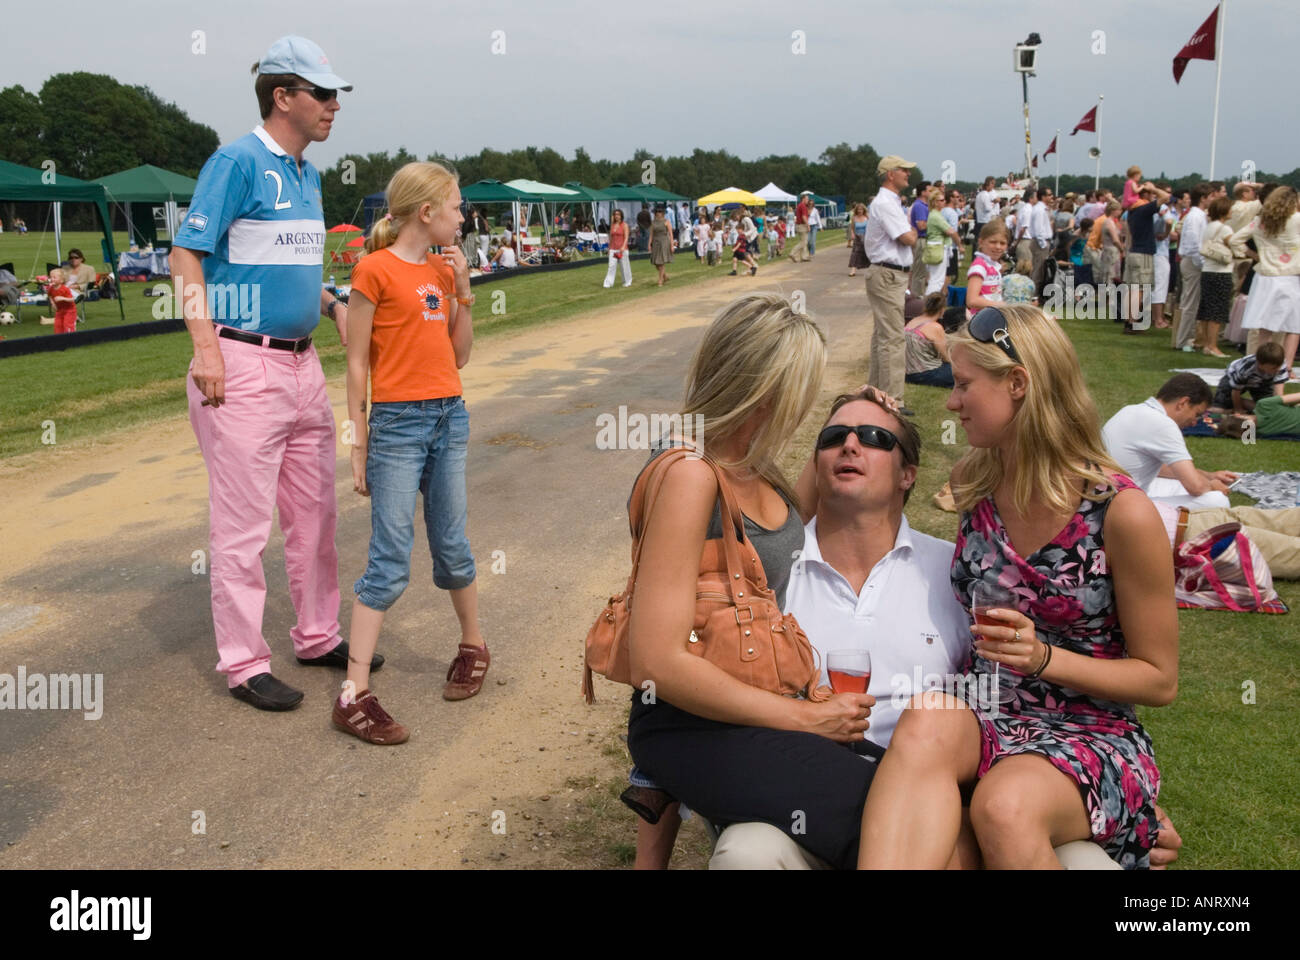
(171, 36), (380, 712)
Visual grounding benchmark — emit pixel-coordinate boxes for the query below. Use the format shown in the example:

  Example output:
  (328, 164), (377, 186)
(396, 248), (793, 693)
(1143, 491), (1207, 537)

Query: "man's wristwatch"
(456, 293), (476, 307)
(325, 299), (342, 320)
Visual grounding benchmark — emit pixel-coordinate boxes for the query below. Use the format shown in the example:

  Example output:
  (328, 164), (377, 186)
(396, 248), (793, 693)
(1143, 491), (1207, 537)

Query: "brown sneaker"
(443, 642), (490, 701)
(332, 691), (410, 745)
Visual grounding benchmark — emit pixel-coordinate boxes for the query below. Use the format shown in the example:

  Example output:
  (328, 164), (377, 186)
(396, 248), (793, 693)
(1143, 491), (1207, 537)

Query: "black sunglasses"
(969, 307), (1021, 364)
(816, 423), (900, 453)
(283, 85), (337, 102)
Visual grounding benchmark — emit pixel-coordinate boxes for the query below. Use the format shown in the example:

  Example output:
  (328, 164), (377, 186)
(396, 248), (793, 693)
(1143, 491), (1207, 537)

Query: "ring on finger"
(1014, 629), (1021, 643)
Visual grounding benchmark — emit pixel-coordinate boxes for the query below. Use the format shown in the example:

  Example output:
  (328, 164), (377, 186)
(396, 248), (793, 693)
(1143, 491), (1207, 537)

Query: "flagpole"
(1054, 128), (1061, 197)
(1209, 0), (1224, 179)
(1095, 95), (1103, 190)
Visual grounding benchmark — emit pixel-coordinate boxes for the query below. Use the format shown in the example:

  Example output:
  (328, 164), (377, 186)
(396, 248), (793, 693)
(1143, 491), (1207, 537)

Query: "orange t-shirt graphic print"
(350, 247), (463, 403)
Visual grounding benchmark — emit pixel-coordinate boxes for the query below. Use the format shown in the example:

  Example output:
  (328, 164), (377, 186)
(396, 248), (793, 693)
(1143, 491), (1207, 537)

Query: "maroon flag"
(1071, 106), (1097, 136)
(1032, 154), (1039, 168)
(1173, 5), (1219, 83)
(1043, 135), (1058, 158)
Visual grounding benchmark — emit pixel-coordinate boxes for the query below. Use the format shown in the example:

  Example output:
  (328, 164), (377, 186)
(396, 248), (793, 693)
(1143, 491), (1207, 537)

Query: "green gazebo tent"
(94, 164), (198, 247)
(0, 159), (125, 323)
(459, 179), (549, 244)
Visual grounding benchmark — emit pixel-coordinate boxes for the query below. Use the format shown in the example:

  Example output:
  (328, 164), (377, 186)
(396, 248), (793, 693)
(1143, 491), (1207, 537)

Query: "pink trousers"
(188, 334), (341, 686)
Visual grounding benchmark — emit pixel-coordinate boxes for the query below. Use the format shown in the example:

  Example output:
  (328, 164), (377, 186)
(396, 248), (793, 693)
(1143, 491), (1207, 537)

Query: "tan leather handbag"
(582, 447), (826, 705)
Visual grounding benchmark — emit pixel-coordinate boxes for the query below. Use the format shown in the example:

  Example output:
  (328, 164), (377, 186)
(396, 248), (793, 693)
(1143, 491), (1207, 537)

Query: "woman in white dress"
(1231, 186), (1300, 375)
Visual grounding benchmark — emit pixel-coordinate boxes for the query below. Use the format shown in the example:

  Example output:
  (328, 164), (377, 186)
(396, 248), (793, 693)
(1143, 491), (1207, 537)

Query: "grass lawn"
(0, 229), (741, 459)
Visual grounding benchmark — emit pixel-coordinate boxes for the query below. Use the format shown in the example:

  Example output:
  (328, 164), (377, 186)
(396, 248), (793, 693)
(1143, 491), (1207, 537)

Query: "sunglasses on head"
(968, 307), (1021, 364)
(283, 85), (337, 102)
(816, 423), (900, 453)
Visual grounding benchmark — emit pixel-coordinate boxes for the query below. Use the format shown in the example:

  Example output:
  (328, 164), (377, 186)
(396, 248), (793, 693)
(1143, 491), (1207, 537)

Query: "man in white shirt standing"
(1102, 373), (1238, 509)
(972, 176), (998, 259)
(1030, 187), (1054, 294)
(1012, 188), (1037, 275)
(1174, 185), (1210, 352)
(863, 155), (919, 402)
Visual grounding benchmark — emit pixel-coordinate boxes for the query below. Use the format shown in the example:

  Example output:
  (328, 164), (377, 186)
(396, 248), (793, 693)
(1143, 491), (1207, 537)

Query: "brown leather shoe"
(332, 691), (409, 745)
(443, 642), (490, 701)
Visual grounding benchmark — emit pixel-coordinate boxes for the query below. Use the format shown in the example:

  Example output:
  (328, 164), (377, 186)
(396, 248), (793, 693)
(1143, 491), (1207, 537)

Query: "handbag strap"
(626, 445), (778, 606)
(707, 458), (776, 598)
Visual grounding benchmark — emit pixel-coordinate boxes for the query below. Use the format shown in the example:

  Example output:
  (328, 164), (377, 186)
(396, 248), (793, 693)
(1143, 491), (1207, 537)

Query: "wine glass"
(971, 581), (1017, 709)
(827, 649), (873, 754)
(827, 649), (872, 695)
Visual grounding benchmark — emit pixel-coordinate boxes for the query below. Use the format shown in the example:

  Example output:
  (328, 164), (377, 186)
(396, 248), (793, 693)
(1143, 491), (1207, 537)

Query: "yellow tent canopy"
(696, 187), (765, 207)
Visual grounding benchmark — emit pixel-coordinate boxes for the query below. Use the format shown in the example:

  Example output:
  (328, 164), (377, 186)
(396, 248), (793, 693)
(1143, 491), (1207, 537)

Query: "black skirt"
(1198, 270), (1233, 323)
(628, 695), (879, 869)
(849, 234), (871, 268)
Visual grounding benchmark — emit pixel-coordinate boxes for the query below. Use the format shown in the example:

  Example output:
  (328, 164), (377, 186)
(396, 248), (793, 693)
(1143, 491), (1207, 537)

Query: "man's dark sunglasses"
(816, 423), (900, 453)
(969, 307), (1021, 363)
(284, 85), (337, 102)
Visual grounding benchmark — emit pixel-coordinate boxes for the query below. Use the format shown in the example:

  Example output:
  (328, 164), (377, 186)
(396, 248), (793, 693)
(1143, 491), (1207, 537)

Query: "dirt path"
(0, 252), (873, 868)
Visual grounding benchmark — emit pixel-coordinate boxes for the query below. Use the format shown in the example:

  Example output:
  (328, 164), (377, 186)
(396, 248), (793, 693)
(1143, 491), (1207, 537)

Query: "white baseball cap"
(258, 36), (352, 91)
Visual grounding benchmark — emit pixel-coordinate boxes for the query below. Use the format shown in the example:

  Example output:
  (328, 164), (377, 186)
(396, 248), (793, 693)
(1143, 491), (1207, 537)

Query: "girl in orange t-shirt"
(339, 161), (489, 745)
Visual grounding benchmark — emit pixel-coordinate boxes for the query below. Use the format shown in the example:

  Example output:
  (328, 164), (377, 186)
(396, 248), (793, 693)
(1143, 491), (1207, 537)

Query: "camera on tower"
(1014, 33), (1042, 74)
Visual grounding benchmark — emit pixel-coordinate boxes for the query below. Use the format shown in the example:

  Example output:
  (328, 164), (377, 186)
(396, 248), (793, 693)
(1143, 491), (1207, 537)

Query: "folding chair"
(0, 262), (20, 323)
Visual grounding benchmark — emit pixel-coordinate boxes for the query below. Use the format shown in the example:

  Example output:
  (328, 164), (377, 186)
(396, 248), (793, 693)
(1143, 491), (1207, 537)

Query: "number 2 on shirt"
(264, 170), (292, 211)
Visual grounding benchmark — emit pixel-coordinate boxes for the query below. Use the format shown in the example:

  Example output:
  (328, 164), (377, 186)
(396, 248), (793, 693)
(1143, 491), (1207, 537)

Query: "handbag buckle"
(734, 605), (754, 626)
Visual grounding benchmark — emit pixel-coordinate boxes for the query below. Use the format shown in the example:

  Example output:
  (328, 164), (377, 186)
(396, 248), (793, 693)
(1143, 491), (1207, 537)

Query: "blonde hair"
(926, 185), (945, 208)
(1014, 258), (1033, 276)
(948, 303), (1121, 516)
(1259, 185), (1298, 237)
(1126, 165), (1142, 179)
(683, 293), (827, 504)
(364, 161), (459, 254)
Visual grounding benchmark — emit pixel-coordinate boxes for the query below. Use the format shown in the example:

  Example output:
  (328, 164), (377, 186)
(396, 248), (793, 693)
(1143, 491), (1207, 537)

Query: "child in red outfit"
(47, 268), (77, 333)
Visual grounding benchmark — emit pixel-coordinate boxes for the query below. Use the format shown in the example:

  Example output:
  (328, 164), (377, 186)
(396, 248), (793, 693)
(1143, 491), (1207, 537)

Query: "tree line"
(316, 142), (907, 226)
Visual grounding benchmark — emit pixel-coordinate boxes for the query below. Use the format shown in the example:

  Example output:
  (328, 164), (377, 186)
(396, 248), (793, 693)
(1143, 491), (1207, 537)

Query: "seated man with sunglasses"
(702, 386), (1183, 869)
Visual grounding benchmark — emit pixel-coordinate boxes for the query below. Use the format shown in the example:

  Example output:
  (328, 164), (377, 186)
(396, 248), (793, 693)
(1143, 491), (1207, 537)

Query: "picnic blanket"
(1171, 366), (1300, 387)
(1229, 471), (1300, 510)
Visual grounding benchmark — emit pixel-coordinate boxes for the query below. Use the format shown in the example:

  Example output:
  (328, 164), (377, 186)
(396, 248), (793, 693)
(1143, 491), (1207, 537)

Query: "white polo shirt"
(1101, 397), (1191, 492)
(865, 187), (914, 267)
(1032, 201), (1053, 247)
(784, 515), (970, 750)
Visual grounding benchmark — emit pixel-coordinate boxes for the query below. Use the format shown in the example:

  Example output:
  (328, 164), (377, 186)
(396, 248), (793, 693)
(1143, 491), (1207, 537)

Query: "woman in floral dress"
(858, 304), (1179, 869)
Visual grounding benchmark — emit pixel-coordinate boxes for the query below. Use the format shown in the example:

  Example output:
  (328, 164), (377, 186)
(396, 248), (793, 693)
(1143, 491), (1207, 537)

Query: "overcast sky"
(8, 0), (1296, 182)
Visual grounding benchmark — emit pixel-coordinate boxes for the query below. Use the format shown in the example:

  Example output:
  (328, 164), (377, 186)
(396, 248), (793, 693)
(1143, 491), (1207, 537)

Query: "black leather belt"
(217, 325), (312, 353)
(873, 262), (909, 272)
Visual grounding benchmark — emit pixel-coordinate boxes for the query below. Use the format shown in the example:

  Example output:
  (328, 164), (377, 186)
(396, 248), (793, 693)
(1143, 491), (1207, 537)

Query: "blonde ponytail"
(362, 160), (459, 255)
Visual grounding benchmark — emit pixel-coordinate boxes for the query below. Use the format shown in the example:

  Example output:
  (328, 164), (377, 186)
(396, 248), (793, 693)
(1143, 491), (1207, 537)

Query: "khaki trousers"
(1174, 257), (1202, 348)
(788, 224), (809, 262)
(865, 264), (908, 400)
(707, 821), (1122, 869)
(1187, 506), (1300, 580)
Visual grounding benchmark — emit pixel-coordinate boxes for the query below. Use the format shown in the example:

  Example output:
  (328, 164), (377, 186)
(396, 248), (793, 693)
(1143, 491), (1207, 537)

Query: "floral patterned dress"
(950, 473), (1161, 869)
